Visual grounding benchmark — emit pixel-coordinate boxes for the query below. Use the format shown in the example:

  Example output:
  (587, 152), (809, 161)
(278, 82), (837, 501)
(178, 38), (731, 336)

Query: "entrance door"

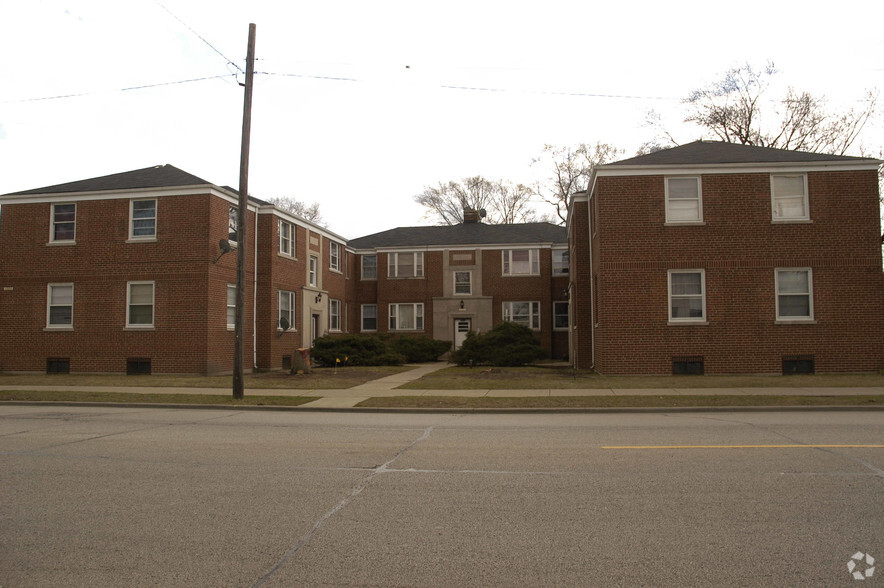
(311, 314), (321, 346)
(454, 318), (471, 350)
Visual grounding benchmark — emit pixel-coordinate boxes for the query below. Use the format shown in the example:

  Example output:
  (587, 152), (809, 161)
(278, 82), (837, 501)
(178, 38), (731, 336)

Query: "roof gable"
(5, 165), (212, 196)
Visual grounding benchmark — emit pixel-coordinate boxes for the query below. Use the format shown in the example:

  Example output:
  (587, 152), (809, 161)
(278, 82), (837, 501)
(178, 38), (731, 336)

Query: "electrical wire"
(156, 2), (243, 73)
(2, 75), (234, 104)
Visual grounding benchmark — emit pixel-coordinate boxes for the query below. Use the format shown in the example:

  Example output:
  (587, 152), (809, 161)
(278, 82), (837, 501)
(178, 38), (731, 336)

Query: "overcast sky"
(2, 1), (882, 238)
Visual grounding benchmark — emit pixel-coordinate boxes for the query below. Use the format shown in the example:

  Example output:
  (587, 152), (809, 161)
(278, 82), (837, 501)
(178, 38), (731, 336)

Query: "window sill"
(501, 274), (540, 278)
(124, 326), (155, 331)
(126, 237), (157, 243)
(47, 241), (76, 246)
(361, 278), (378, 281)
(668, 320), (708, 326)
(664, 221), (706, 227)
(387, 276), (426, 280)
(771, 219), (812, 224)
(44, 326), (73, 332)
(329, 268), (343, 275)
(775, 319), (817, 325)
(277, 252), (297, 261)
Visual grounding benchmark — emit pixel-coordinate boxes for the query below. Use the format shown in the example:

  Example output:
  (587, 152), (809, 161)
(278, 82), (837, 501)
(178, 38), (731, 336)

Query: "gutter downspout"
(587, 175), (596, 371)
(253, 207), (258, 370)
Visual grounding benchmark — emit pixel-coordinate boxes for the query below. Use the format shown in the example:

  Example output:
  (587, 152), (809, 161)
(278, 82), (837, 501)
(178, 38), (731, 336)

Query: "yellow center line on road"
(602, 444), (884, 450)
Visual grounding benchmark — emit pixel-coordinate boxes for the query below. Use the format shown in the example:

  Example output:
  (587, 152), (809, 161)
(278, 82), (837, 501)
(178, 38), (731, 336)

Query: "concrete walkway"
(2, 362), (883, 409)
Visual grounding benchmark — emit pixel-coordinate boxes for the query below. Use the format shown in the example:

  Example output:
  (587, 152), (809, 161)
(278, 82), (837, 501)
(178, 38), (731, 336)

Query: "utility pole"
(233, 23), (256, 400)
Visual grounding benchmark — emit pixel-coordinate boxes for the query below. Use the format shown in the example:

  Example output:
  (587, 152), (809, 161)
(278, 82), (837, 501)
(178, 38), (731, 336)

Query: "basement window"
(282, 355), (292, 370)
(46, 358), (70, 374)
(126, 358), (152, 375)
(672, 356), (704, 375)
(782, 355), (814, 375)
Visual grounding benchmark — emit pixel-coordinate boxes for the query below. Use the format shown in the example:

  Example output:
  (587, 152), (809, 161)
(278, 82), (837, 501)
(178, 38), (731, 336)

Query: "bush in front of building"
(449, 321), (546, 367)
(389, 337), (452, 363)
(311, 334), (406, 366)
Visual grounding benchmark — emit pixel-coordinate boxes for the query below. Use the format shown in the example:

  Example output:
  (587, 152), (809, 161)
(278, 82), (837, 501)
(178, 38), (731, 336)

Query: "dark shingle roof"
(6, 164), (212, 195)
(605, 140), (880, 167)
(348, 222), (567, 249)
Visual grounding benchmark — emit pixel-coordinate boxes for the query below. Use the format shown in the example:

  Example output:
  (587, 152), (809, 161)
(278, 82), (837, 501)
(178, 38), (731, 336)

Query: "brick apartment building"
(569, 141), (884, 375)
(0, 165), (568, 374)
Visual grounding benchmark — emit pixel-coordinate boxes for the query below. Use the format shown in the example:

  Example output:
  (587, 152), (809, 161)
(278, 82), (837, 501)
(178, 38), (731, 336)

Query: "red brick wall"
(586, 169), (884, 374)
(0, 193), (256, 374)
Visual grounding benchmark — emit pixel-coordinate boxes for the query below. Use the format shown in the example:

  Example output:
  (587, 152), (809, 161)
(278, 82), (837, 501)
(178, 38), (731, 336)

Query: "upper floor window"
(228, 207), (238, 243)
(454, 271), (472, 295)
(127, 281), (155, 328)
(309, 256), (318, 287)
(388, 252), (424, 278)
(51, 203), (76, 242)
(668, 270), (706, 322)
(665, 177), (702, 223)
(775, 268), (813, 321)
(771, 174), (809, 221)
(503, 301), (540, 330)
(553, 250), (569, 275)
(362, 255), (377, 280)
(389, 303), (424, 331)
(129, 199), (156, 239)
(329, 299), (342, 331)
(330, 242), (341, 271)
(502, 249), (539, 276)
(278, 220), (294, 257)
(47, 283), (74, 328)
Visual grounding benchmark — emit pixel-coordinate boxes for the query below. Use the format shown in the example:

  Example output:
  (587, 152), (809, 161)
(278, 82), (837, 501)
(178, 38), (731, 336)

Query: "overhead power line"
(156, 2), (243, 73)
(2, 75), (234, 104)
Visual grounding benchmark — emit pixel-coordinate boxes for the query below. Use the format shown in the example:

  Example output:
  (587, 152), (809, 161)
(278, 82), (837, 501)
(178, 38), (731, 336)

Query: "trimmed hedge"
(449, 321), (546, 367)
(310, 334), (450, 366)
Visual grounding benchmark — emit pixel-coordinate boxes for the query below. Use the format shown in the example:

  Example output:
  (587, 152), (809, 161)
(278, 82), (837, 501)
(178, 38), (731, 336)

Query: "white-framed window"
(127, 281), (155, 328)
(226, 284), (236, 329)
(47, 283), (73, 328)
(330, 299), (342, 331)
(362, 255), (377, 280)
(329, 242), (341, 272)
(228, 207), (238, 243)
(553, 301), (569, 330)
(389, 303), (424, 331)
(129, 199), (157, 239)
(503, 301), (540, 330)
(388, 252), (424, 278)
(668, 270), (706, 322)
(50, 203), (76, 242)
(278, 290), (295, 331)
(771, 174), (809, 221)
(775, 268), (813, 321)
(361, 304), (377, 332)
(278, 220), (294, 257)
(309, 255), (318, 287)
(454, 271), (472, 295)
(665, 176), (702, 223)
(502, 249), (539, 276)
(552, 250), (569, 275)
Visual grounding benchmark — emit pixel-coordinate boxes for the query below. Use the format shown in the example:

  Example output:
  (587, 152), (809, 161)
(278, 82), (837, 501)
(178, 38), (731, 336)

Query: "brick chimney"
(463, 207), (481, 224)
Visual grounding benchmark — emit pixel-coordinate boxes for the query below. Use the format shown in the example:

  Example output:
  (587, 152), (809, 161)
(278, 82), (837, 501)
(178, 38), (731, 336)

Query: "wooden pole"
(233, 23), (256, 400)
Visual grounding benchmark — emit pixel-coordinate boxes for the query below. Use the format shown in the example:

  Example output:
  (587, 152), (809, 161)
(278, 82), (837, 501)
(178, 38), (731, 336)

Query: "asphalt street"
(1, 407), (881, 586)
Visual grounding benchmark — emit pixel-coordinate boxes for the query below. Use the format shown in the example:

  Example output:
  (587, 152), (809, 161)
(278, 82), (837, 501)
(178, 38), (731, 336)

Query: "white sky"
(1, 0), (882, 238)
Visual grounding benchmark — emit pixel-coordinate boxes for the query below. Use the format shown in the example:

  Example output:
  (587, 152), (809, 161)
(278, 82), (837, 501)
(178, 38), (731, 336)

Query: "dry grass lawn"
(399, 366), (884, 390)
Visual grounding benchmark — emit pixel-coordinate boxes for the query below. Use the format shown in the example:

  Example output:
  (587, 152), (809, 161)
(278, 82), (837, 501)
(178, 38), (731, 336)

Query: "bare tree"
(267, 197), (325, 226)
(414, 176), (542, 225)
(532, 142), (623, 224)
(682, 62), (878, 155)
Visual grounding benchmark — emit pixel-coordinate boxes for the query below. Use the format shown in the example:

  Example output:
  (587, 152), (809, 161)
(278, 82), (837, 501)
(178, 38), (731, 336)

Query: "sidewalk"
(2, 363), (883, 409)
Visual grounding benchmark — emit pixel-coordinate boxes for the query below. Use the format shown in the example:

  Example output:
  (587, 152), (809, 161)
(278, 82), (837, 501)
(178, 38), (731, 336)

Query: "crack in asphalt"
(253, 423), (439, 587)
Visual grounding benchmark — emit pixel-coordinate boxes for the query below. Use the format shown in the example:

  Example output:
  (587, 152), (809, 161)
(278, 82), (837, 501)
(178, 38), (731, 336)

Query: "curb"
(2, 400), (883, 414)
